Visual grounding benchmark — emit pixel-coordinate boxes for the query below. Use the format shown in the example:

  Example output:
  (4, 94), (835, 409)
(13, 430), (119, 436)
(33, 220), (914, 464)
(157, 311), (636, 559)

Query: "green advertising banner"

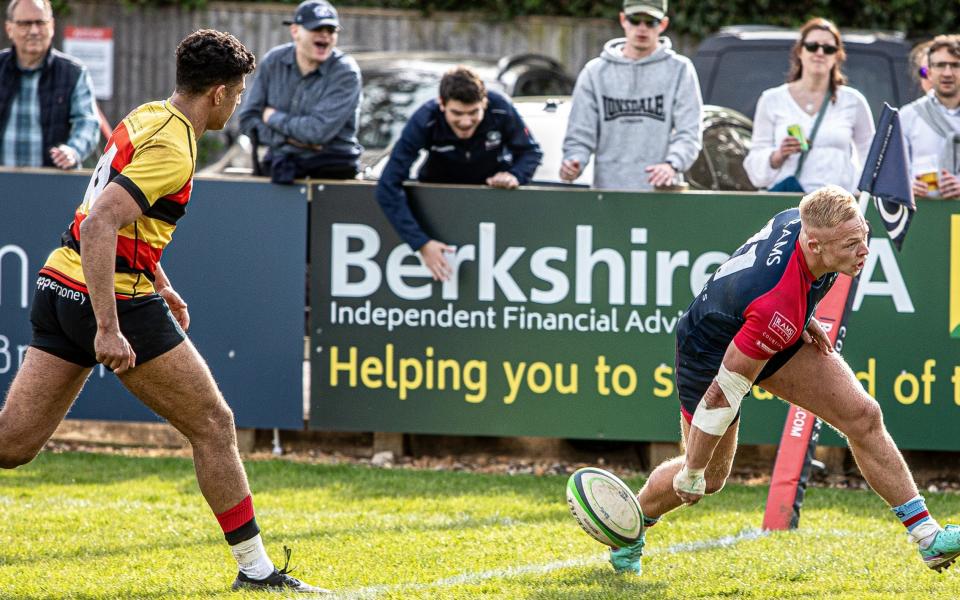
(310, 182), (960, 450)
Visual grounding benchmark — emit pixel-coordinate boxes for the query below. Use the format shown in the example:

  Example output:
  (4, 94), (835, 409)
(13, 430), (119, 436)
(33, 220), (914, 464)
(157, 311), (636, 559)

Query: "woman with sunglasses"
(744, 18), (875, 194)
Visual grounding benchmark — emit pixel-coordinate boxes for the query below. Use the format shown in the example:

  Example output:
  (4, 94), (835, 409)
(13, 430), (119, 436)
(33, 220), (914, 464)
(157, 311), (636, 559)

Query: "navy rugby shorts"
(29, 275), (186, 368)
(675, 339), (804, 424)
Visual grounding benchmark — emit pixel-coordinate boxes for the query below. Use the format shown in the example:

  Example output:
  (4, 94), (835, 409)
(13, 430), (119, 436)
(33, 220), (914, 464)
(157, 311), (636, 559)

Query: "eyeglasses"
(930, 61), (960, 71)
(626, 14), (661, 28)
(802, 41), (838, 55)
(9, 18), (50, 30)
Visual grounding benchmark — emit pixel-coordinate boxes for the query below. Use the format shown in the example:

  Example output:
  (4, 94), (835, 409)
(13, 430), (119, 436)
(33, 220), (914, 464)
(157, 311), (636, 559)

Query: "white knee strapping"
(690, 364), (753, 436)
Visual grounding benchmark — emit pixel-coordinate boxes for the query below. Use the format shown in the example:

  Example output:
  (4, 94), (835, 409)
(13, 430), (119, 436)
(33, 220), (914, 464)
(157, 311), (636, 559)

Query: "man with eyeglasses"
(560, 0), (702, 190)
(899, 34), (960, 200)
(238, 0), (362, 184)
(1, 0), (99, 169)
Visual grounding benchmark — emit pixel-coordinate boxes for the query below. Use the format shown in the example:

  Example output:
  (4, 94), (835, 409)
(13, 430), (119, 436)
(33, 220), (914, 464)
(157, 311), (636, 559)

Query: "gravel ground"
(40, 439), (960, 493)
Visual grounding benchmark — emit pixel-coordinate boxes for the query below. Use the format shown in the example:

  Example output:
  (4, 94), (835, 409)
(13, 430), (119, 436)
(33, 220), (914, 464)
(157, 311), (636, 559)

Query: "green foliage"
(95, 0), (956, 38)
(4, 451), (960, 598)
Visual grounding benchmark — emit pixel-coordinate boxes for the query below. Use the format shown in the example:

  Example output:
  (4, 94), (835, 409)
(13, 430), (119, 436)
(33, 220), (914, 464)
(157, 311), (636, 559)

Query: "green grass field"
(2, 451), (960, 599)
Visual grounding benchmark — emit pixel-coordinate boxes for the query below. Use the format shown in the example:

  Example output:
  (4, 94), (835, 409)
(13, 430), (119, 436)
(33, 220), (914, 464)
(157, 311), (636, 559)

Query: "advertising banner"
(0, 170), (306, 429)
(310, 183), (960, 450)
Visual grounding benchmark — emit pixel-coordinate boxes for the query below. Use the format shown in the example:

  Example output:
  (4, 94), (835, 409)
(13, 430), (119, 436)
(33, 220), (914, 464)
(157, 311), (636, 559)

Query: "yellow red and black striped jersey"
(42, 101), (197, 297)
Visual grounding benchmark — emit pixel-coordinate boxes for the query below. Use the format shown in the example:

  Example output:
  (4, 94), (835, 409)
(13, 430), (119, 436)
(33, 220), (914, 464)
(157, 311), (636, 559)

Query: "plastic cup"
(914, 155), (940, 197)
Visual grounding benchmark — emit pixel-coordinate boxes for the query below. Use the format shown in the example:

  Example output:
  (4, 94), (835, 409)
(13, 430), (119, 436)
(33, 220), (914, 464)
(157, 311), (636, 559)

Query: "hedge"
(73, 0), (955, 39)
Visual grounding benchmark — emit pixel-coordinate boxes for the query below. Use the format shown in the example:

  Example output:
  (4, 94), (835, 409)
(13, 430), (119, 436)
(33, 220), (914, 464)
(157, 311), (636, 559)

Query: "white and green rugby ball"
(566, 467), (644, 548)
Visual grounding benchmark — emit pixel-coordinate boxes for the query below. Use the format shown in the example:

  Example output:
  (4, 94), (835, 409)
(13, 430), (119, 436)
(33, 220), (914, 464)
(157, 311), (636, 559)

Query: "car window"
(704, 46), (900, 123)
(704, 48), (792, 119)
(359, 70), (441, 150)
(843, 52), (899, 120)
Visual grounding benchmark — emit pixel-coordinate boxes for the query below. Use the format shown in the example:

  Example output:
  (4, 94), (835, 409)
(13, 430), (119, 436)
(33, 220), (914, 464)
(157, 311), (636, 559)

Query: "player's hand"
(49, 145), (78, 169)
(94, 328), (136, 374)
(486, 171), (519, 189)
(158, 286), (190, 332)
(673, 465), (706, 505)
(801, 318), (833, 354)
(912, 177), (929, 198)
(770, 136), (802, 169)
(939, 170), (960, 199)
(419, 240), (454, 282)
(559, 158), (582, 182)
(646, 162), (677, 187)
(262, 106), (276, 123)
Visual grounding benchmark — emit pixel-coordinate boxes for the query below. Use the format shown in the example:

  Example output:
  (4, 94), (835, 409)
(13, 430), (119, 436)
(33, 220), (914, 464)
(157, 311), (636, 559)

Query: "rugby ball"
(566, 467), (644, 548)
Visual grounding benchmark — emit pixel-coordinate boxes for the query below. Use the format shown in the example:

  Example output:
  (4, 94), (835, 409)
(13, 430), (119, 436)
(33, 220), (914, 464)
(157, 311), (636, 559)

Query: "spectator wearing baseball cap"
(238, 0), (362, 183)
(622, 0), (666, 20)
(560, 0), (703, 191)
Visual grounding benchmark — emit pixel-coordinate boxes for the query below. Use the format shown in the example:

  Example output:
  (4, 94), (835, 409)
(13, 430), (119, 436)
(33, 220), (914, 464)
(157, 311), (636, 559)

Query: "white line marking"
(331, 528), (768, 599)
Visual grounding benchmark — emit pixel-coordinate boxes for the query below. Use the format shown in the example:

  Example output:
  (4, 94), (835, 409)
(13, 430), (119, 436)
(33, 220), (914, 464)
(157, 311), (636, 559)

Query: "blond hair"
(799, 184), (858, 230)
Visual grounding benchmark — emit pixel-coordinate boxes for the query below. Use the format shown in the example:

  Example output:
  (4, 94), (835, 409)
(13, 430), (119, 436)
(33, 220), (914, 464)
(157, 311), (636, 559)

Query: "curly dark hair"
(439, 67), (486, 105)
(175, 29), (256, 95)
(787, 18), (847, 102)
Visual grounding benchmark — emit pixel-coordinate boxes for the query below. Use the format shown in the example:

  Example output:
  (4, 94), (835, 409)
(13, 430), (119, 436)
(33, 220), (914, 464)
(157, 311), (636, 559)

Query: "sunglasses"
(802, 41), (839, 55)
(626, 14), (661, 28)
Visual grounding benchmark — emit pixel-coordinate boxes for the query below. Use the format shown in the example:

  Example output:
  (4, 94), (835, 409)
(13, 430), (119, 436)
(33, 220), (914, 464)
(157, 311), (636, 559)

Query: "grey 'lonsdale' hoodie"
(562, 37), (703, 191)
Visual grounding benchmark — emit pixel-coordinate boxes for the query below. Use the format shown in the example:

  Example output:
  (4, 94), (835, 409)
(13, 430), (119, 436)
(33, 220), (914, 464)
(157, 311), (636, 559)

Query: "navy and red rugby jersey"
(677, 208), (838, 370)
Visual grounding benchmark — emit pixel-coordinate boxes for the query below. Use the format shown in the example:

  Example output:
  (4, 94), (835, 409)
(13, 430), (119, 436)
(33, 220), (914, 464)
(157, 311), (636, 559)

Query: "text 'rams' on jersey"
(680, 207), (838, 363)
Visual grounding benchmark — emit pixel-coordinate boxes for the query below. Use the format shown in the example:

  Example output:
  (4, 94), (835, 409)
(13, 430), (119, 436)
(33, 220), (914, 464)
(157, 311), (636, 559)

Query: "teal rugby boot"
(609, 534), (645, 575)
(920, 525), (960, 572)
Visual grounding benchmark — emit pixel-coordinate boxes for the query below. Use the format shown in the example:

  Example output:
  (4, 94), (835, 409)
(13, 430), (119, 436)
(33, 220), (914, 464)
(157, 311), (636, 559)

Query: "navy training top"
(375, 90), (543, 250)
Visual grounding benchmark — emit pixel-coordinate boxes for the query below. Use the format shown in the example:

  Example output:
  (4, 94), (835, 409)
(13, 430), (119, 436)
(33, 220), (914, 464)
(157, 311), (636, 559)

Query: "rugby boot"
(232, 546), (331, 594)
(609, 534), (645, 575)
(919, 525), (960, 572)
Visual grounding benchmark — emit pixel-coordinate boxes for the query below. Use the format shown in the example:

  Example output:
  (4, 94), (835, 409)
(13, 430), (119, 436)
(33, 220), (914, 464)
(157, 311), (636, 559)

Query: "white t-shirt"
(899, 91), (960, 177)
(744, 84), (875, 193)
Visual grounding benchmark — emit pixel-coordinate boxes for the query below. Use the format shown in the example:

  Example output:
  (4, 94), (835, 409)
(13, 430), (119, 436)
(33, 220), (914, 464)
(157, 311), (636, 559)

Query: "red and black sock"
(216, 494), (261, 545)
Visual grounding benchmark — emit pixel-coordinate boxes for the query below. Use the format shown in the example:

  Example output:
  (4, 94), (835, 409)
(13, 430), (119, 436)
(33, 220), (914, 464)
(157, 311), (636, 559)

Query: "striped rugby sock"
(892, 495), (940, 547)
(217, 495), (275, 579)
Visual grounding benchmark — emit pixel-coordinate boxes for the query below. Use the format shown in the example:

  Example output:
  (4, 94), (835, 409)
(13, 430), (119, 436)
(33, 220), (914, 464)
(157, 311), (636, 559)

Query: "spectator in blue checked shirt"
(375, 66), (543, 281)
(1, 0), (100, 169)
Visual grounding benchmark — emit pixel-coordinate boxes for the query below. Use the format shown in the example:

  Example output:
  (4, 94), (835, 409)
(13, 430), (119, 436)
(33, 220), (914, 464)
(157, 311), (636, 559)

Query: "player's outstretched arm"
(675, 343), (766, 505)
(79, 183), (144, 374)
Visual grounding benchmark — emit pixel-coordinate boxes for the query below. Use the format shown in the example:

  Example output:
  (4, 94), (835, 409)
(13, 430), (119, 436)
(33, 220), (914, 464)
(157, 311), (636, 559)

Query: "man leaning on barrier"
(375, 65), (543, 282)
(238, 0), (362, 184)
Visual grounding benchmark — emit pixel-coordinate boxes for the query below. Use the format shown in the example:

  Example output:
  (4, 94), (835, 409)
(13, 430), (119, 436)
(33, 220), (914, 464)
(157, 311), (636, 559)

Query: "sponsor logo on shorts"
(768, 312), (797, 344)
(36, 276), (86, 304)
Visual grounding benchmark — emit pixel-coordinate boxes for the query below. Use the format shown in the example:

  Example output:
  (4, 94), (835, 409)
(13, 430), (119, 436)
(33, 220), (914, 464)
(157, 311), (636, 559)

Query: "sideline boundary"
(333, 528), (768, 599)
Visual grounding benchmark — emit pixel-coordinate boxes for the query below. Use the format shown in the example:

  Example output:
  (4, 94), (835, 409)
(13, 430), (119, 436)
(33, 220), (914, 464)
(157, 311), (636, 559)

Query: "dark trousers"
(262, 152), (359, 184)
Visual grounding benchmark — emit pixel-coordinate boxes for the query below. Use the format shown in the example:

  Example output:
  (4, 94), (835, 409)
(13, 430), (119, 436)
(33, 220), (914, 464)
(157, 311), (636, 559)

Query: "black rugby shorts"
(675, 339), (804, 423)
(29, 275), (186, 368)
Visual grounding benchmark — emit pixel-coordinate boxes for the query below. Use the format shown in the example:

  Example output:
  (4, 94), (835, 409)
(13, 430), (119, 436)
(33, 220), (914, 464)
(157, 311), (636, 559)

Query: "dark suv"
(692, 26), (920, 122)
